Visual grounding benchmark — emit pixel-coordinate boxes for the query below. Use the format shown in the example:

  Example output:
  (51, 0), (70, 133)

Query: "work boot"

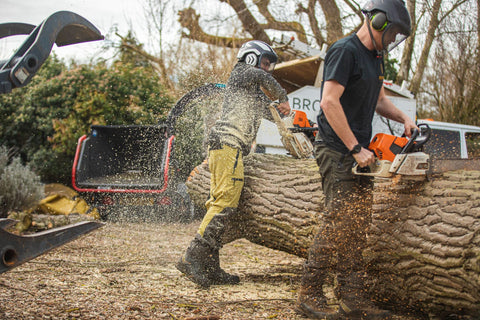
(175, 237), (214, 288)
(295, 264), (338, 319)
(336, 272), (392, 320)
(207, 249), (240, 285)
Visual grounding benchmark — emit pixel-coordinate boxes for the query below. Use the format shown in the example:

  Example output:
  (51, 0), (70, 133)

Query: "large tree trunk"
(186, 153), (480, 318)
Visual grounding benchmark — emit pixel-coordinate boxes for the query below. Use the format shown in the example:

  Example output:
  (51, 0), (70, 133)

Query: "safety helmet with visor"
(237, 40), (278, 72)
(362, 0), (411, 53)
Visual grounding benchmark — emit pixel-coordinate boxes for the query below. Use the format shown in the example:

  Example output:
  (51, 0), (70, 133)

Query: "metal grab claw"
(0, 218), (103, 274)
(0, 11), (104, 274)
(0, 11), (104, 93)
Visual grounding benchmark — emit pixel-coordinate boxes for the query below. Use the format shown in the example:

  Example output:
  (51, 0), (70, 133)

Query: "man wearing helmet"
(296, 0), (416, 319)
(176, 40), (290, 288)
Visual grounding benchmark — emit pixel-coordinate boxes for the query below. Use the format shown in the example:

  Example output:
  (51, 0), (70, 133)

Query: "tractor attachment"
(0, 219), (102, 274)
(0, 11), (104, 273)
(0, 11), (103, 93)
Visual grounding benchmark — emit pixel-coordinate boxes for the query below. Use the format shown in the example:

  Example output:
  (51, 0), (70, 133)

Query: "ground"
(0, 221), (418, 320)
(0, 221), (306, 320)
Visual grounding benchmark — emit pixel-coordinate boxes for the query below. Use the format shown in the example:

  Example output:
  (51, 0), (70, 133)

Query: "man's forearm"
(375, 94), (409, 123)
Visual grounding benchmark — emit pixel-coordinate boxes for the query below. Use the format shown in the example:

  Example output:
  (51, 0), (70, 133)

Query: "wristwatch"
(349, 144), (362, 155)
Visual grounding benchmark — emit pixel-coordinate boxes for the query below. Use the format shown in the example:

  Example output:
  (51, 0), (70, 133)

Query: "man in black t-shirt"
(296, 0), (417, 319)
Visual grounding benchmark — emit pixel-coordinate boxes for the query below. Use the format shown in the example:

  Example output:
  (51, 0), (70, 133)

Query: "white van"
(417, 120), (480, 159)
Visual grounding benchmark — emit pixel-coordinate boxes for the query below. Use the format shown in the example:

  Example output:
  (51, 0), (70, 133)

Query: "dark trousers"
(307, 143), (374, 274)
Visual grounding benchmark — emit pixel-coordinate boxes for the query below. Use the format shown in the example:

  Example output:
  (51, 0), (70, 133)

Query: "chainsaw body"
(353, 124), (431, 178)
(268, 104), (313, 158)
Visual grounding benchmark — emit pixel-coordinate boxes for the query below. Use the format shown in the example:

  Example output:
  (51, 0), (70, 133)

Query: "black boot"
(175, 237), (214, 288)
(336, 272), (392, 320)
(295, 264), (338, 319)
(207, 248), (240, 285)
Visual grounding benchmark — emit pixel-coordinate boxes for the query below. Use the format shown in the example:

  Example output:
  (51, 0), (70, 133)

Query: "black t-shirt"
(317, 34), (384, 154)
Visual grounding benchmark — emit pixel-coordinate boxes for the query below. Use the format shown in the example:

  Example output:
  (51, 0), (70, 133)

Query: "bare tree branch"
(342, 0), (364, 21)
(219, 0), (271, 43)
(409, 0), (443, 95)
(296, 0), (325, 46)
(116, 33), (175, 91)
(178, 8), (249, 48)
(318, 0), (344, 43)
(253, 0), (308, 42)
(396, 0), (417, 85)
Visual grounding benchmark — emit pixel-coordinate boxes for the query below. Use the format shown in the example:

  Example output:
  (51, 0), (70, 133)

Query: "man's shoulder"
(329, 34), (358, 52)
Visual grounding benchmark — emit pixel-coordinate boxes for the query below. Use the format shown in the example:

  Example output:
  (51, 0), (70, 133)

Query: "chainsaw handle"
(288, 127), (318, 133)
(401, 123), (431, 153)
(413, 123), (431, 149)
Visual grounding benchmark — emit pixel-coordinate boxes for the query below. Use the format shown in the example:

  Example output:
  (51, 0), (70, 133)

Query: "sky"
(1, 0), (149, 63)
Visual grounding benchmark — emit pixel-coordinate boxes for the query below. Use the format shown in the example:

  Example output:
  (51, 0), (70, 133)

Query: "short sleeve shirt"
(316, 34), (384, 154)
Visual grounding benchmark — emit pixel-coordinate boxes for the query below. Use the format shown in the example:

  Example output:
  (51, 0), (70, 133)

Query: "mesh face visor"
(260, 54), (277, 72)
(382, 24), (408, 52)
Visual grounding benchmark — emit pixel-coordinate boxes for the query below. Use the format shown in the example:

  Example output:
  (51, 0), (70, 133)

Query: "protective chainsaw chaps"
(268, 104), (313, 159)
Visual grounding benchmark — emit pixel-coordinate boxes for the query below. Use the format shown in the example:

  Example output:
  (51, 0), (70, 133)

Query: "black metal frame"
(0, 11), (104, 274)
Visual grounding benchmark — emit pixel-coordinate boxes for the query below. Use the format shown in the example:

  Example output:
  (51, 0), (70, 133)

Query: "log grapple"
(0, 11), (104, 273)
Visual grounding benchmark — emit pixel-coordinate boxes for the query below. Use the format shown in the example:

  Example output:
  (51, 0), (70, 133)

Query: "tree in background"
(127, 0), (478, 124)
(0, 54), (173, 184)
(418, 0), (480, 125)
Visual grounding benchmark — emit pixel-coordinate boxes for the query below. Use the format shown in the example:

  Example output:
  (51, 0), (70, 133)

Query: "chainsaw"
(352, 123), (431, 178)
(268, 103), (314, 159)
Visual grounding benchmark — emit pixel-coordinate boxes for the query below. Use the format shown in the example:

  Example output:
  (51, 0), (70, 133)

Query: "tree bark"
(396, 0), (416, 86)
(318, 0), (344, 44)
(186, 153), (480, 317)
(409, 0), (442, 95)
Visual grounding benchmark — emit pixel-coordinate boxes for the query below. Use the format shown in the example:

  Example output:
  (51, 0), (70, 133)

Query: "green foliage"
(0, 146), (44, 218)
(172, 92), (224, 181)
(384, 56), (399, 82)
(0, 54), (174, 184)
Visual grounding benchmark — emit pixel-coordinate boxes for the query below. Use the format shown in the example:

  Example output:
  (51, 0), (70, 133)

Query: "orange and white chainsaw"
(268, 103), (314, 159)
(352, 123), (431, 178)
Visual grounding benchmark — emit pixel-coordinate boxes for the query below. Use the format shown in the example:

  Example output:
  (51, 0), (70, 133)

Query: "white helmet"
(237, 40), (278, 72)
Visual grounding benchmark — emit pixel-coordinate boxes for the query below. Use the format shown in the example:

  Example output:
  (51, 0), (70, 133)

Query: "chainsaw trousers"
(197, 145), (244, 249)
(307, 142), (374, 279)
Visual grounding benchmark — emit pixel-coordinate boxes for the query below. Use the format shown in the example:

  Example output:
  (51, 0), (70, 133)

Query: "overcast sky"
(1, 0), (147, 62)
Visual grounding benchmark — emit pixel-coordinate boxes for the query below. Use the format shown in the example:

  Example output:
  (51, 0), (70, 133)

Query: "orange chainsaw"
(353, 123), (431, 178)
(268, 103), (314, 158)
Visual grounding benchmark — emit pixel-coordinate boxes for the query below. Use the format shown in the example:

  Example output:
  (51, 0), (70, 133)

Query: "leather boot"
(336, 272), (392, 319)
(207, 248), (240, 285)
(295, 264), (338, 319)
(175, 237), (214, 288)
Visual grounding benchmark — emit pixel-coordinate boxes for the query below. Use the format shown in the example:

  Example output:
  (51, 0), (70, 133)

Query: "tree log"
(186, 153), (480, 317)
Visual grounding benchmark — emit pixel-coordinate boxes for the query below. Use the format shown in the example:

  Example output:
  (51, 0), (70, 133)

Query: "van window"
(465, 132), (480, 158)
(424, 129), (461, 159)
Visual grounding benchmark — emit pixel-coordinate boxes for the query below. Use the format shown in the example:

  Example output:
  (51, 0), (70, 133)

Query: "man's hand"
(277, 101), (291, 115)
(403, 118), (418, 138)
(353, 147), (375, 168)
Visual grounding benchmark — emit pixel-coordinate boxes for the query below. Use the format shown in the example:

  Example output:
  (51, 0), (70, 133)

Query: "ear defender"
(371, 12), (388, 31)
(244, 53), (258, 67)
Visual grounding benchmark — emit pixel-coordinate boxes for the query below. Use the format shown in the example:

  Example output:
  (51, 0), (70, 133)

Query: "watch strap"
(349, 144), (362, 155)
